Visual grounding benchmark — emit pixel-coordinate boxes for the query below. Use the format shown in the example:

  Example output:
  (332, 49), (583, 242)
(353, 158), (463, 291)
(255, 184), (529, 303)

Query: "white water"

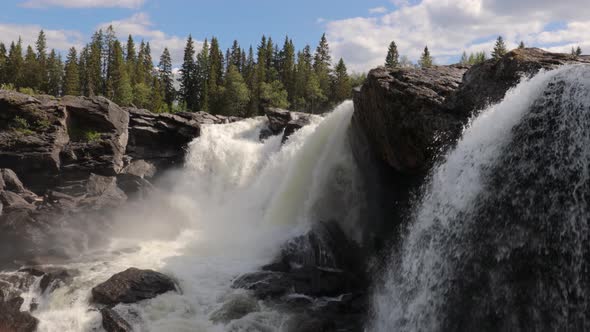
(22, 101), (359, 331)
(371, 65), (590, 331)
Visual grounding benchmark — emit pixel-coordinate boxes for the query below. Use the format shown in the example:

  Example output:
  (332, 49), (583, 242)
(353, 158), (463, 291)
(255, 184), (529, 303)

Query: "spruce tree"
(332, 58), (351, 103)
(0, 43), (6, 84)
(313, 33), (332, 110)
(78, 46), (89, 96)
(208, 37), (224, 114)
(519, 41), (525, 49)
(419, 46), (433, 68)
(229, 40), (242, 71)
(22, 45), (39, 90)
(492, 36), (507, 60)
(126, 35), (137, 85)
(196, 39), (210, 113)
(179, 35), (198, 111)
(88, 30), (104, 96)
(36, 30), (48, 92)
(576, 46), (582, 56)
(385, 40), (400, 68)
(136, 41), (146, 86)
(108, 40), (133, 106)
(279, 36), (296, 105)
(63, 47), (80, 96)
(143, 42), (153, 84)
(158, 48), (175, 107)
(46, 50), (63, 96)
(150, 75), (165, 113)
(571, 47), (577, 56)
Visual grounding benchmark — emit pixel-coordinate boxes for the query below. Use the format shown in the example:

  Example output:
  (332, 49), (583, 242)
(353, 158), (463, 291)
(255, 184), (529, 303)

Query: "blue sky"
(0, 0), (588, 72)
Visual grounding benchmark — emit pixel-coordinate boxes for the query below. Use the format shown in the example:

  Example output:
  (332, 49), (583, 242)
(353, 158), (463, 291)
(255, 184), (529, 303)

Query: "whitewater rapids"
(21, 101), (361, 331)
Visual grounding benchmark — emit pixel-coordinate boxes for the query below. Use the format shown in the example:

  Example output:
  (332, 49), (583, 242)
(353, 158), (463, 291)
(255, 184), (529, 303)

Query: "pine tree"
(196, 39), (210, 113)
(158, 48), (175, 107)
(519, 41), (525, 49)
(88, 30), (104, 96)
(492, 36), (507, 60)
(293, 45), (314, 111)
(313, 33), (332, 110)
(332, 58), (351, 103)
(102, 25), (116, 93)
(208, 37), (224, 114)
(22, 45), (39, 90)
(279, 36), (296, 105)
(36, 30), (48, 92)
(46, 49), (63, 96)
(229, 40), (242, 71)
(78, 46), (89, 96)
(7, 39), (24, 88)
(179, 35), (198, 111)
(126, 35), (137, 85)
(385, 40), (400, 68)
(222, 64), (250, 116)
(0, 43), (7, 84)
(63, 47), (80, 96)
(419, 46), (433, 68)
(108, 40), (133, 105)
(143, 42), (153, 84)
(150, 75), (165, 113)
(576, 46), (582, 56)
(475, 51), (487, 63)
(136, 41), (146, 86)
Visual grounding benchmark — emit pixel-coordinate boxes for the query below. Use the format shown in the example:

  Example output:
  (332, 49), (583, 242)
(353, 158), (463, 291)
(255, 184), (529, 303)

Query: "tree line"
(384, 36), (584, 69)
(0, 27), (362, 116)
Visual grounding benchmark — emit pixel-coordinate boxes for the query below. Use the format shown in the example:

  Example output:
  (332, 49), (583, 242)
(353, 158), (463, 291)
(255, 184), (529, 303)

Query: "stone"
(92, 268), (176, 306)
(0, 297), (38, 332)
(100, 308), (133, 332)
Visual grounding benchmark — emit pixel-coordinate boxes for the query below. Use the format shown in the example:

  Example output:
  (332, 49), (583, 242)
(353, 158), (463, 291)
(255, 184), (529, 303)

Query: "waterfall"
(371, 65), (590, 331)
(24, 101), (362, 331)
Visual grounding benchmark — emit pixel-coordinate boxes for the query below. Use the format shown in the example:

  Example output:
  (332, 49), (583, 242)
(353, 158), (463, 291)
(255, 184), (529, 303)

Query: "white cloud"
(369, 7), (388, 14)
(0, 23), (84, 53)
(21, 0), (144, 9)
(325, 0), (590, 72)
(99, 13), (196, 66)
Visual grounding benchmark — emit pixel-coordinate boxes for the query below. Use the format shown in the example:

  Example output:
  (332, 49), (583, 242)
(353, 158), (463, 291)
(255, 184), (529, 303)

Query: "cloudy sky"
(0, 0), (588, 72)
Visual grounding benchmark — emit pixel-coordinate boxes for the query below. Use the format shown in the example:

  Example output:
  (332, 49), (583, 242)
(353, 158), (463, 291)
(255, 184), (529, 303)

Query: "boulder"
(121, 160), (156, 179)
(259, 107), (314, 142)
(92, 268), (176, 306)
(100, 308), (133, 332)
(209, 293), (260, 323)
(352, 65), (467, 174)
(19, 267), (75, 293)
(0, 191), (34, 211)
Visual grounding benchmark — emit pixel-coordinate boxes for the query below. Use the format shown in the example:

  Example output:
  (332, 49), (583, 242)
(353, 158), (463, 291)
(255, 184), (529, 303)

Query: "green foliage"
(64, 47), (80, 96)
(133, 82), (151, 109)
(1, 83), (15, 91)
(85, 130), (101, 142)
(492, 36), (507, 60)
(385, 41), (400, 68)
(332, 58), (351, 102)
(419, 46), (433, 68)
(18, 87), (36, 95)
(222, 64), (250, 116)
(350, 73), (367, 88)
(261, 80), (290, 109)
(68, 125), (102, 142)
(519, 41), (525, 49)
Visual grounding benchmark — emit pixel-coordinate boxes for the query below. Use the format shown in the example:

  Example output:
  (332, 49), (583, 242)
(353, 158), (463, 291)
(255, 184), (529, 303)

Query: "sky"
(0, 0), (589, 73)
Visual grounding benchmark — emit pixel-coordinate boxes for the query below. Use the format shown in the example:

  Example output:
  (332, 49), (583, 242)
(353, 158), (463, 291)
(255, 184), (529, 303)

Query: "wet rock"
(19, 267), (75, 293)
(115, 173), (154, 198)
(92, 268), (176, 306)
(210, 293), (261, 323)
(0, 297), (38, 332)
(0, 191), (34, 211)
(259, 108), (313, 142)
(100, 308), (133, 332)
(233, 271), (292, 299)
(126, 108), (237, 171)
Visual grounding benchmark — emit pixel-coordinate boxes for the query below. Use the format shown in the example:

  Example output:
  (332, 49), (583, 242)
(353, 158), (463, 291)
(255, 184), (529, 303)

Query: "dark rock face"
(126, 108), (237, 171)
(0, 296), (38, 332)
(353, 65), (467, 174)
(259, 107), (313, 142)
(354, 48), (590, 175)
(233, 222), (367, 331)
(101, 308), (133, 332)
(92, 268), (176, 306)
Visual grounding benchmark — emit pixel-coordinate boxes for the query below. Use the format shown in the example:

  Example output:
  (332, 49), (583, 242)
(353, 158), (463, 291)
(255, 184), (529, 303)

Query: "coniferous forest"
(0, 26), (365, 116)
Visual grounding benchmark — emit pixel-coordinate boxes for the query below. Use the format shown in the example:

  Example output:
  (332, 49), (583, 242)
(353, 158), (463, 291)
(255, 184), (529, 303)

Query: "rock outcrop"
(100, 308), (133, 332)
(259, 107), (314, 143)
(92, 268), (176, 306)
(353, 48), (590, 174)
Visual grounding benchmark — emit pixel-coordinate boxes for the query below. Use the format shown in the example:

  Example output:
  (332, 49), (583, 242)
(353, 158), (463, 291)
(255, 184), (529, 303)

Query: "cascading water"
(371, 65), (590, 331)
(8, 101), (362, 331)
